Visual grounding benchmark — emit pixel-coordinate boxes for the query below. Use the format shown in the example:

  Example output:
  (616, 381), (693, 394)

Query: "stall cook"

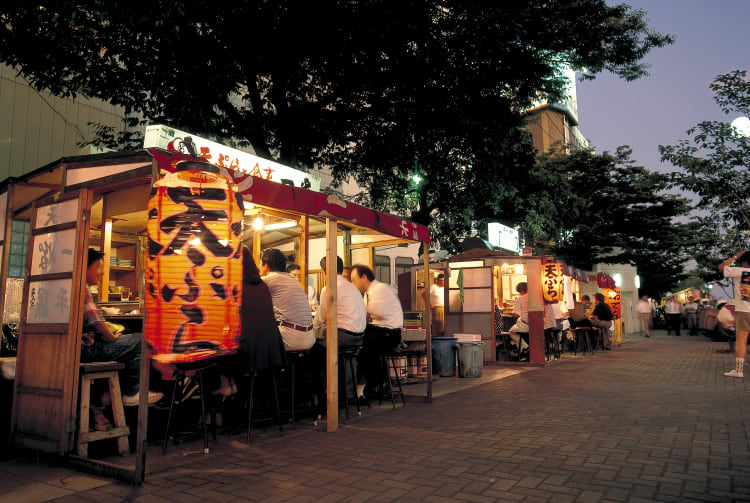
(428, 273), (445, 336)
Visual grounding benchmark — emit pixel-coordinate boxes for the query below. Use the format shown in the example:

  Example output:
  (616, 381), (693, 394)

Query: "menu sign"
(143, 124), (322, 191)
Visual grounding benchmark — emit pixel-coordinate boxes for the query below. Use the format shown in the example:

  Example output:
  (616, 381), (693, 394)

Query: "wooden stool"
(77, 362), (130, 457)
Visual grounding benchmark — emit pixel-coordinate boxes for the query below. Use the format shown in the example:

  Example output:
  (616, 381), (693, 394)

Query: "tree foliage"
(515, 147), (690, 297)
(0, 1), (672, 249)
(659, 70), (750, 281)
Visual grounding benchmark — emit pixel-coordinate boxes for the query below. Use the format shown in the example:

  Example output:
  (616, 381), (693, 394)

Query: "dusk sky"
(577, 0), (750, 180)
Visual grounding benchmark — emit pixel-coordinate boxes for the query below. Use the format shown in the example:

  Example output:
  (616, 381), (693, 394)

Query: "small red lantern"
(145, 162), (244, 364)
(603, 288), (622, 318)
(542, 262), (564, 302)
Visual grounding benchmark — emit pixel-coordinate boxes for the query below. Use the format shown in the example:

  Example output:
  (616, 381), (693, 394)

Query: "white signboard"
(488, 222), (519, 253)
(143, 124), (322, 191)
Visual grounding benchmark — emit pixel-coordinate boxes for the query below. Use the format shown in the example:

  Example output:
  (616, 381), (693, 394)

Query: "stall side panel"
(12, 190), (91, 454)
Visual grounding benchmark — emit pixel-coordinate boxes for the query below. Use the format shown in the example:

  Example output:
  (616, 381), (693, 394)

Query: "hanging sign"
(542, 262), (565, 302)
(603, 288), (622, 318)
(145, 162), (244, 363)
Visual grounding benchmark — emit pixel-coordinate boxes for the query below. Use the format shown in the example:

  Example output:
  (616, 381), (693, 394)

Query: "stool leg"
(383, 355), (396, 409)
(77, 375), (92, 457)
(390, 356), (406, 407)
(272, 368), (283, 436)
(162, 374), (180, 455)
(247, 373), (255, 441)
(196, 370), (209, 454)
(291, 359), (296, 429)
(350, 356), (361, 416)
(340, 356), (349, 421)
(108, 374), (130, 455)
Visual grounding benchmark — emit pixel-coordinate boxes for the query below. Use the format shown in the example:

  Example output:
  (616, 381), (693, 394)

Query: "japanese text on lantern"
(603, 288), (622, 318)
(145, 168), (243, 363)
(542, 262), (564, 302)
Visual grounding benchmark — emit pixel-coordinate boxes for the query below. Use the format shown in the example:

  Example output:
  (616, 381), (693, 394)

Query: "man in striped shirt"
(260, 248), (315, 351)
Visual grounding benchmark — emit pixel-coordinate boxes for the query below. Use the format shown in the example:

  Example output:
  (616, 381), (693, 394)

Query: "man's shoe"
(123, 391), (165, 406)
(724, 369), (744, 378)
(645, 334), (650, 338)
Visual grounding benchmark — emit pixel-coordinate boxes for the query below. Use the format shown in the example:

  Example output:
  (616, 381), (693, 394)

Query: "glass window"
(8, 220), (30, 278)
(394, 256), (414, 280)
(374, 255), (391, 285)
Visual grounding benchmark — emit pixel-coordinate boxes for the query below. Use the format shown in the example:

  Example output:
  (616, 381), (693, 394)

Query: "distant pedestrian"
(719, 251), (750, 378)
(684, 297), (699, 336)
(665, 297), (681, 336)
(637, 295), (653, 337)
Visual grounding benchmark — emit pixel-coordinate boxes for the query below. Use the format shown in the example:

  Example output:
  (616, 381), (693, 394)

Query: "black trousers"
(358, 324), (402, 390)
(666, 314), (681, 336)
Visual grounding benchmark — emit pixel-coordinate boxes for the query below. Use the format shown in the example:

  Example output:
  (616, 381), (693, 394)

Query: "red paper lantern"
(603, 288), (622, 318)
(145, 163), (244, 364)
(542, 262), (564, 302)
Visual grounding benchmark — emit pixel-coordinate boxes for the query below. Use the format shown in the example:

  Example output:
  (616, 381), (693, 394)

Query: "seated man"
(313, 256), (367, 414)
(81, 249), (163, 407)
(313, 256), (367, 349)
(260, 249), (315, 351)
(589, 293), (613, 350)
(286, 263), (318, 311)
(509, 282), (530, 356)
(350, 265), (403, 400)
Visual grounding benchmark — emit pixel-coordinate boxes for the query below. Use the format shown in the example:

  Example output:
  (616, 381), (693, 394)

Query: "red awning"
(149, 148), (430, 243)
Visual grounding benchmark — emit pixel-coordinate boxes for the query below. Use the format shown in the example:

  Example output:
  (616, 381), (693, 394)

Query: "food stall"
(403, 250), (594, 366)
(4, 146), (432, 482)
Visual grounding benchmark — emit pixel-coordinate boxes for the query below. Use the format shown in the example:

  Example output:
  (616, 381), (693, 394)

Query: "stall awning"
(150, 148), (430, 243)
(540, 257), (588, 283)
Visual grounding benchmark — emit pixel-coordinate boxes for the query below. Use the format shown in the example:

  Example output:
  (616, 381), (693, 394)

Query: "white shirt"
(717, 306), (736, 329)
(637, 300), (653, 314)
(666, 300), (681, 314)
(723, 266), (750, 312)
(315, 275), (367, 333)
(365, 280), (403, 330)
(430, 284), (445, 307)
(684, 302), (698, 315)
(513, 294), (529, 323)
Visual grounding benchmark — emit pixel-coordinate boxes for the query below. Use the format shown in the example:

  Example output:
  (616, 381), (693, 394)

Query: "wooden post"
(0, 184), (15, 323)
(325, 218), (338, 432)
(134, 332), (150, 484)
(300, 216), (309, 290)
(100, 215), (112, 302)
(343, 229), (352, 267)
(252, 230), (261, 266)
(423, 242), (432, 402)
(526, 257), (545, 364)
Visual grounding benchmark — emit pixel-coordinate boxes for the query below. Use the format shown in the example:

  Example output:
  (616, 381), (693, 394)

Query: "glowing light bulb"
(253, 217), (264, 231)
(515, 264), (524, 275)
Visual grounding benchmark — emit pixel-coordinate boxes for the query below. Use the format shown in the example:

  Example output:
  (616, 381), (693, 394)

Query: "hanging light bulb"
(253, 217), (264, 231)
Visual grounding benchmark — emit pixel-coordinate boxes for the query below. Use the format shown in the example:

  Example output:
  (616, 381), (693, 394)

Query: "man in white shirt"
(684, 297), (699, 336)
(260, 249), (315, 351)
(350, 265), (404, 399)
(314, 256), (367, 349)
(719, 251), (750, 377)
(429, 274), (445, 336)
(637, 295), (653, 338)
(665, 297), (682, 337)
(509, 282), (530, 355)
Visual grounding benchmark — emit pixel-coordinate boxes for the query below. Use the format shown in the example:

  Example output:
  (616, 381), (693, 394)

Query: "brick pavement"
(4, 331), (750, 502)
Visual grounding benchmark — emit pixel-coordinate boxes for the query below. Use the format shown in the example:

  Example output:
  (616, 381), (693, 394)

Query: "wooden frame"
(12, 189), (92, 454)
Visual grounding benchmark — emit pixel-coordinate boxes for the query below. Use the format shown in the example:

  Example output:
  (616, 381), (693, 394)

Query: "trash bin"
(431, 336), (457, 377)
(457, 342), (484, 378)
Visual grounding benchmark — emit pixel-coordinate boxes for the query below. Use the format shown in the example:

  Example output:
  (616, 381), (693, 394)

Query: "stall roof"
(2, 148), (430, 243)
(448, 249), (590, 283)
(150, 149), (430, 243)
